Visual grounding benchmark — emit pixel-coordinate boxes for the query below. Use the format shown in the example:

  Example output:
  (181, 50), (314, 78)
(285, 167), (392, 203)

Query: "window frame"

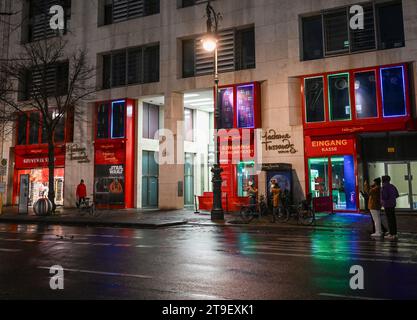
(327, 72), (352, 122)
(303, 76), (327, 124)
(353, 69), (380, 120)
(95, 100), (127, 141)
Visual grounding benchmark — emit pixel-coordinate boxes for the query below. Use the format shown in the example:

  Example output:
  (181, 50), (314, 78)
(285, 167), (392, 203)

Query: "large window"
(100, 0), (160, 26)
(143, 102), (159, 139)
(19, 62), (69, 101)
(182, 26), (255, 78)
(96, 101), (126, 139)
(354, 71), (378, 119)
(304, 77), (325, 123)
(25, 0), (71, 43)
(381, 66), (407, 117)
(180, 0), (206, 8)
(328, 73), (351, 121)
(102, 44), (159, 89)
(301, 1), (405, 61)
(17, 111), (66, 146)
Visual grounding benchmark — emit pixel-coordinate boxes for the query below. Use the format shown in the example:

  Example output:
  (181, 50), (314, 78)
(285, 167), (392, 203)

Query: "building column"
(159, 92), (184, 210)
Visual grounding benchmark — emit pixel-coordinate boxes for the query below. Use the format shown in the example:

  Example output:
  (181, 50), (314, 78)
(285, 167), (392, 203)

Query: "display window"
(237, 84), (255, 129)
(381, 66), (407, 118)
(94, 165), (125, 206)
(328, 73), (351, 121)
(354, 70), (378, 119)
(237, 162), (257, 197)
(219, 87), (234, 129)
(15, 168), (65, 206)
(301, 63), (411, 135)
(96, 100), (126, 139)
(304, 77), (325, 123)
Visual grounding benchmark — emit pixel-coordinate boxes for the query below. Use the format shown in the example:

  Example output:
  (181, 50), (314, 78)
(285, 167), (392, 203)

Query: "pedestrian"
(368, 178), (386, 238)
(246, 180), (258, 207)
(361, 180), (370, 213)
(381, 176), (400, 241)
(76, 179), (87, 208)
(271, 182), (281, 223)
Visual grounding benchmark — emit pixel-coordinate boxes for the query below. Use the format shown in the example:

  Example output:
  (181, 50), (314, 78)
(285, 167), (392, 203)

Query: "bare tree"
(0, 37), (95, 211)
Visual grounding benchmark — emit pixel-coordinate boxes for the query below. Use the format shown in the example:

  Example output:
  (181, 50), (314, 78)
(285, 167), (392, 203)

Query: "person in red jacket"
(76, 180), (87, 208)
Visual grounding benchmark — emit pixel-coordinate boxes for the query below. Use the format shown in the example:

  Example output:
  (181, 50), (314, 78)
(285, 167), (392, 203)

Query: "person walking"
(76, 179), (87, 208)
(271, 182), (281, 223)
(368, 178), (385, 238)
(381, 176), (400, 241)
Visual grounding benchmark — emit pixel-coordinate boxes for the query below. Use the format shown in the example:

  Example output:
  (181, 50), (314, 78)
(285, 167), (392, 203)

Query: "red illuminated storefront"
(199, 82), (261, 212)
(94, 99), (135, 209)
(13, 111), (69, 206)
(301, 63), (416, 213)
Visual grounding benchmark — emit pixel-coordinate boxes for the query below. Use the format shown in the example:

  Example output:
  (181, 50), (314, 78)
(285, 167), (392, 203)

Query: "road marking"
(190, 293), (226, 300)
(37, 266), (152, 279)
(319, 293), (388, 300)
(0, 248), (21, 252)
(240, 250), (417, 265)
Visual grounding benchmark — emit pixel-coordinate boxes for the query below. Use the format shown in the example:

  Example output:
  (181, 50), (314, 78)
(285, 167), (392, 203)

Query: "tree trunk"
(47, 137), (56, 212)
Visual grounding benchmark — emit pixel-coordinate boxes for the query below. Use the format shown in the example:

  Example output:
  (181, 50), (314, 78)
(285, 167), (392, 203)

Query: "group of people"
(366, 175), (400, 241)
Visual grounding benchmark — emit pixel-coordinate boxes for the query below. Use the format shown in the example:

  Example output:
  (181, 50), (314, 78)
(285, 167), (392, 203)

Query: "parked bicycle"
(278, 193), (315, 226)
(240, 194), (268, 223)
(78, 195), (99, 217)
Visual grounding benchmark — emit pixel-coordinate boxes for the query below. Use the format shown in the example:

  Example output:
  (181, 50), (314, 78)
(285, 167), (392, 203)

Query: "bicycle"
(277, 194), (316, 226)
(240, 195), (268, 224)
(78, 195), (99, 217)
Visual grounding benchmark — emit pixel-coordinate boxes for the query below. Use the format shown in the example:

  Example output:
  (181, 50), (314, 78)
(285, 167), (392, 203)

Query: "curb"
(0, 216), (188, 229)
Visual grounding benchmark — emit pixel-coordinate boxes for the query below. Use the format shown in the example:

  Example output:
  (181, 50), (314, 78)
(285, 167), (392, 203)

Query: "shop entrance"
(308, 156), (357, 212)
(368, 161), (417, 211)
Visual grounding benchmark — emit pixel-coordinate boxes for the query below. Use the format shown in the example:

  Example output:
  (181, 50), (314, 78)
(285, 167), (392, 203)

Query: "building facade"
(2, 0), (417, 212)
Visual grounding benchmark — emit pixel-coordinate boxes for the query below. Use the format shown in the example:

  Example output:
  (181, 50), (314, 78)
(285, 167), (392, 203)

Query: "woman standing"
(368, 178), (384, 238)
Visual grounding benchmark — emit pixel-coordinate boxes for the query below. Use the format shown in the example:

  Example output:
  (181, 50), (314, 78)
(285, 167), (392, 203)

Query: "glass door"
(142, 151), (159, 208)
(387, 163), (411, 210)
(184, 153), (195, 206)
(411, 162), (417, 210)
(308, 158), (330, 198)
(331, 156), (357, 211)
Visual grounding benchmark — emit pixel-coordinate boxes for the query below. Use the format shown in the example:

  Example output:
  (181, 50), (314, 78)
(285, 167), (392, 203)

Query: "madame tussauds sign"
(262, 130), (297, 154)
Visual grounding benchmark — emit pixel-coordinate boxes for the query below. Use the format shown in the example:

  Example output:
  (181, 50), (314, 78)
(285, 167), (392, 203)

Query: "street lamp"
(202, 1), (224, 221)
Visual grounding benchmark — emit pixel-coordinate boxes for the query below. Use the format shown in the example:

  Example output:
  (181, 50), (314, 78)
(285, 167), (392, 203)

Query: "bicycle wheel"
(240, 207), (253, 223)
(299, 208), (315, 225)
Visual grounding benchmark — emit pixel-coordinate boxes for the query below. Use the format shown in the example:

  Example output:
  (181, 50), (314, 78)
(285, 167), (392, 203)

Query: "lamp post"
(202, 1), (224, 221)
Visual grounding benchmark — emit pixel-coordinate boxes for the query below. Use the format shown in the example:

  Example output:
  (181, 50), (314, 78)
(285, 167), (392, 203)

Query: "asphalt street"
(0, 222), (417, 300)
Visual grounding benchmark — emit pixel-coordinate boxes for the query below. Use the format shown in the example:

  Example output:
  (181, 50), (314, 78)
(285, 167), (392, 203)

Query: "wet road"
(0, 223), (417, 300)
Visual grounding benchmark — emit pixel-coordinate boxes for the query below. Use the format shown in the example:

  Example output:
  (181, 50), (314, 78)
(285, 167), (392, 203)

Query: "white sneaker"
(371, 233), (382, 238)
(385, 234), (398, 241)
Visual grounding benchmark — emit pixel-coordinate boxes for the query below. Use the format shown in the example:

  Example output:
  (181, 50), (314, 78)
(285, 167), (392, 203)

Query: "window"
(143, 102), (159, 139)
(17, 114), (27, 145)
(182, 26), (255, 78)
(324, 9), (349, 55)
(112, 101), (125, 138)
(300, 1), (405, 61)
(376, 1), (405, 50)
(302, 16), (323, 61)
(28, 113), (40, 144)
(25, 0), (71, 43)
(354, 71), (378, 119)
(237, 84), (255, 129)
(235, 27), (256, 70)
(100, 0), (159, 26)
(182, 39), (195, 78)
(101, 44), (159, 89)
(181, 0), (206, 8)
(219, 87), (234, 129)
(97, 103), (110, 139)
(381, 66), (407, 117)
(304, 77), (325, 123)
(16, 111), (67, 146)
(19, 62), (69, 101)
(96, 101), (126, 139)
(184, 108), (194, 142)
(328, 73), (351, 121)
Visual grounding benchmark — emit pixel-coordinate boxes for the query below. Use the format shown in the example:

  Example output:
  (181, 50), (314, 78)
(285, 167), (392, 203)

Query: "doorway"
(368, 161), (417, 211)
(142, 151), (159, 208)
(184, 153), (195, 206)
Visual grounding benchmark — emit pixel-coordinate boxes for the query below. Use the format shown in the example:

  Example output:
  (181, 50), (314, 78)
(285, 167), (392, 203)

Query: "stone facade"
(2, 0), (416, 209)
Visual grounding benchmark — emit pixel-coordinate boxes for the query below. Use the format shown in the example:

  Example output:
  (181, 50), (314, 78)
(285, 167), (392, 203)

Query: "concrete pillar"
(159, 92), (184, 210)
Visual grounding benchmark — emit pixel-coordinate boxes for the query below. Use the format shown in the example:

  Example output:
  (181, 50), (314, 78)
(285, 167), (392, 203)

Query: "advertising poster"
(219, 87), (234, 129)
(94, 164), (125, 206)
(237, 84), (255, 129)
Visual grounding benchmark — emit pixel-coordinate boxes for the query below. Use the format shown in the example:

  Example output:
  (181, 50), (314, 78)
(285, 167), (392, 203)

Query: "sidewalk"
(0, 206), (416, 234)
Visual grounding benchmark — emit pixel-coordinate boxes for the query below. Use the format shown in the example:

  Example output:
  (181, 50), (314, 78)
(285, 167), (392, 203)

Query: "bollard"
(194, 195), (200, 214)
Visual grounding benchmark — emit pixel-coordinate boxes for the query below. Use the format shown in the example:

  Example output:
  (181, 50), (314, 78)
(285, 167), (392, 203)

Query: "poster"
(237, 84), (255, 128)
(94, 164), (125, 206)
(219, 87), (234, 129)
